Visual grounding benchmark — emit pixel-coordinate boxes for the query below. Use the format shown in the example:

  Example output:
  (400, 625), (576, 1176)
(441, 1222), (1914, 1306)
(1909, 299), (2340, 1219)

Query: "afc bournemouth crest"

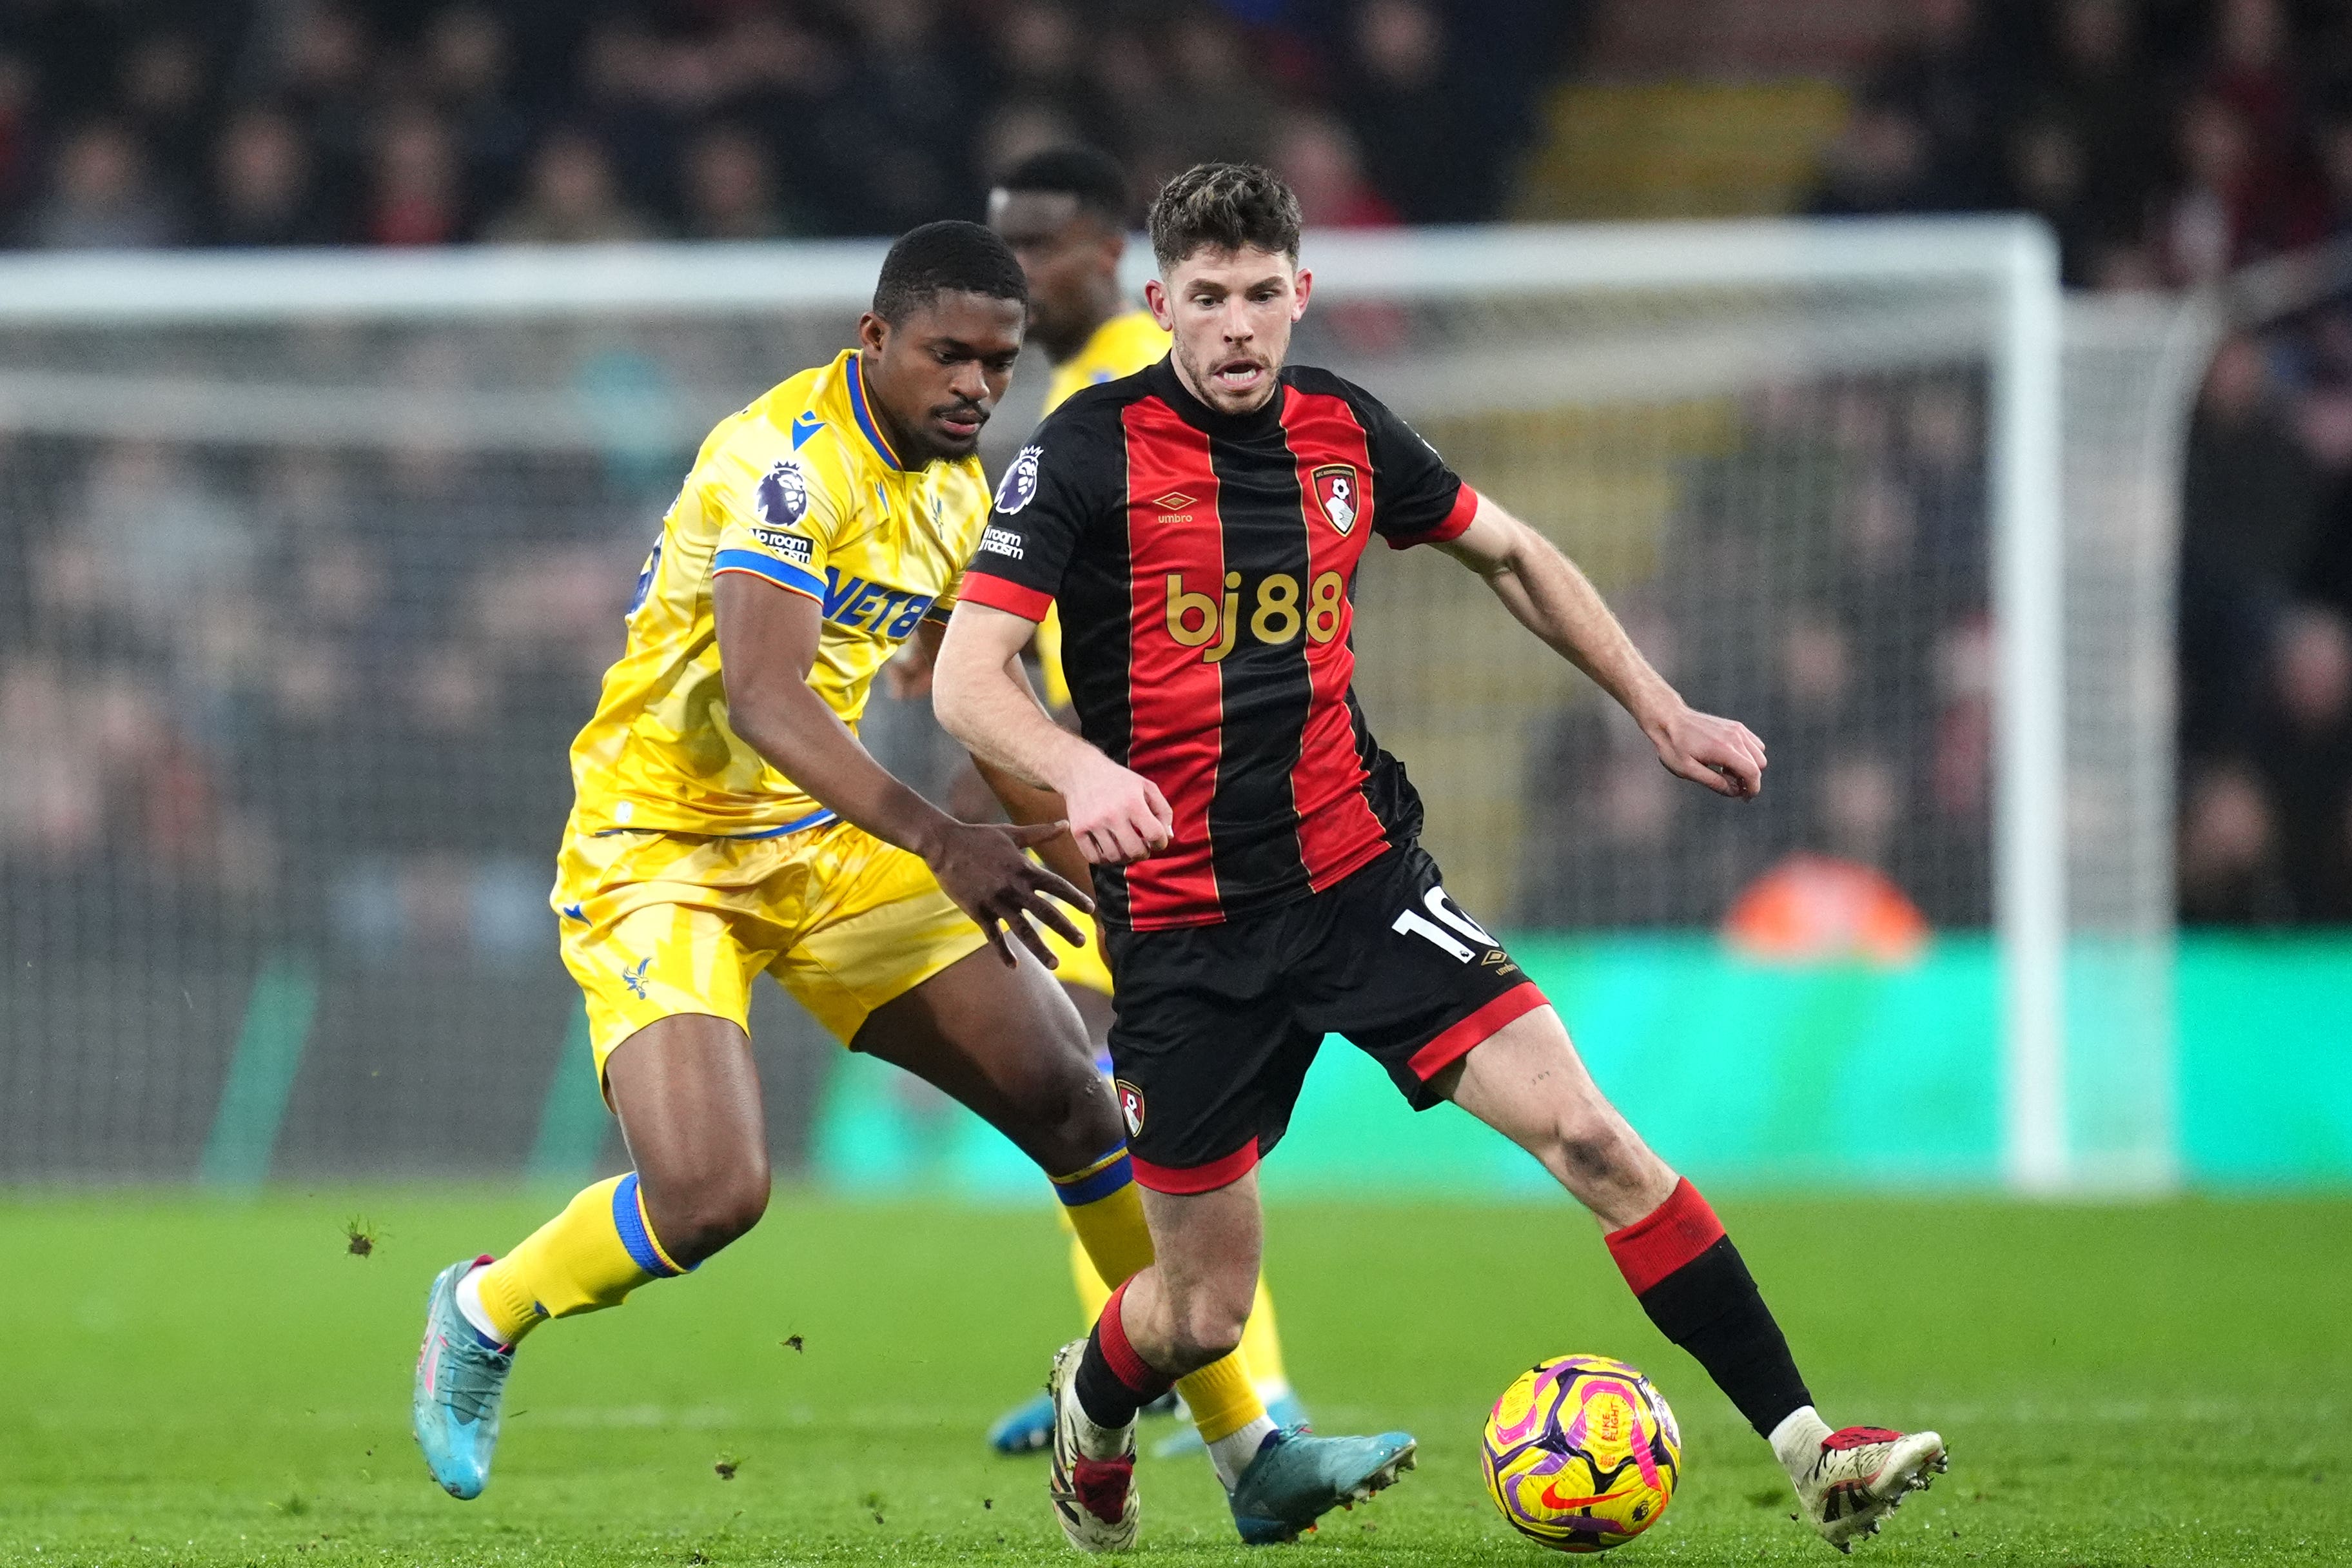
(1114, 1079), (1146, 1137)
(1311, 464), (1360, 535)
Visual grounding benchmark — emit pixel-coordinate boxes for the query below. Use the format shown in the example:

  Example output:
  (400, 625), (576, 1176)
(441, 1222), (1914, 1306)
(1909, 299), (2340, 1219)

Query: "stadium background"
(0, 0), (2347, 1199)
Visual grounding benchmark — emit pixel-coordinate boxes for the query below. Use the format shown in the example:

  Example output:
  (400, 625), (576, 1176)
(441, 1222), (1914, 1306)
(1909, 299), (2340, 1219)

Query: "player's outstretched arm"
(1437, 500), (1767, 799)
(934, 601), (1174, 865)
(712, 572), (1091, 965)
(905, 619), (1095, 890)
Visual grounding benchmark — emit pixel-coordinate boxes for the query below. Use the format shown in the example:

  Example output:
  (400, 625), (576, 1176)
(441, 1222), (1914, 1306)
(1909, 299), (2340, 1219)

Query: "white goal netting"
(0, 224), (2204, 1188)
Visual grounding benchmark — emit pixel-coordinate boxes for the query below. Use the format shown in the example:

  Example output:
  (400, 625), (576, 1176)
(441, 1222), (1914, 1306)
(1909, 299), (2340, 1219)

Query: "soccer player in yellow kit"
(977, 148), (1309, 1458)
(408, 225), (1377, 1540)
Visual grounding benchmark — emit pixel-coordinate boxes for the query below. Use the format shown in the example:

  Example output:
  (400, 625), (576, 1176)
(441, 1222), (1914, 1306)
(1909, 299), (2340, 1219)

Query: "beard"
(1173, 335), (1281, 415)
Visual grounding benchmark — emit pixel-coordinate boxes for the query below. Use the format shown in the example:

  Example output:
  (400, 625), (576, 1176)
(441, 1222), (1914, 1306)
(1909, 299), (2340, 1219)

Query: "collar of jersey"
(843, 351), (906, 471)
(1146, 356), (1287, 440)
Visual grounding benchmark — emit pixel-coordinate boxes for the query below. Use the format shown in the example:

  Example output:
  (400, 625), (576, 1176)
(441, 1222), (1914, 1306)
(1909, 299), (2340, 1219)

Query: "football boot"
(1047, 1338), (1139, 1551)
(1227, 1424), (1417, 1545)
(1790, 1426), (1948, 1552)
(411, 1257), (515, 1500)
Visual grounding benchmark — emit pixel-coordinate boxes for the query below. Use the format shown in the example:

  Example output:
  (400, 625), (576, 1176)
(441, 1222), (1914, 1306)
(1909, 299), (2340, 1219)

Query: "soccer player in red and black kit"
(934, 163), (1948, 1554)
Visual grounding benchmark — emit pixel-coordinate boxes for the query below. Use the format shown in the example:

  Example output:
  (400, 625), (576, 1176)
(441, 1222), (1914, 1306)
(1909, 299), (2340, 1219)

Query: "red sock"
(1074, 1280), (1175, 1427)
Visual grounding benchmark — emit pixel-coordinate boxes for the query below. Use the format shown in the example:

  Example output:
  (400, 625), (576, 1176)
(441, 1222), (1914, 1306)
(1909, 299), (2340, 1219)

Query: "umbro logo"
(1152, 491), (1195, 510)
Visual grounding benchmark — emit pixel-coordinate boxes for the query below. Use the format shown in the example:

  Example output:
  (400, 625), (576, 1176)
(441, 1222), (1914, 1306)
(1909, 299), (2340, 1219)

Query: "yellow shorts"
(553, 818), (989, 1079)
(1043, 903), (1115, 997)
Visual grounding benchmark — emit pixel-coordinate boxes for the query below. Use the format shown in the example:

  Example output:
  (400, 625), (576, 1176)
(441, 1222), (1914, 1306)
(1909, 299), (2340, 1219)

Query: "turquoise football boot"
(988, 1389), (1057, 1455)
(411, 1256), (515, 1499)
(1227, 1425), (1417, 1545)
(1153, 1386), (1311, 1458)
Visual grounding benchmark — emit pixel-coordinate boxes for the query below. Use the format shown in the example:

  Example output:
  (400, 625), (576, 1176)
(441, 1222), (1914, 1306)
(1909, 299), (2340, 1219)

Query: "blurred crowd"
(1519, 376), (1997, 934)
(5, 0), (2351, 937)
(1802, 0), (2352, 922)
(0, 425), (649, 961)
(0, 0), (1573, 249)
(1808, 0), (2352, 289)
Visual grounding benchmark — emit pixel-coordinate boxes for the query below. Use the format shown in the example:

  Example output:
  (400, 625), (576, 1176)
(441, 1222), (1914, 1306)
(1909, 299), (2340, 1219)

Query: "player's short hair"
(1148, 162), (1302, 271)
(995, 145), (1132, 227)
(872, 220), (1029, 325)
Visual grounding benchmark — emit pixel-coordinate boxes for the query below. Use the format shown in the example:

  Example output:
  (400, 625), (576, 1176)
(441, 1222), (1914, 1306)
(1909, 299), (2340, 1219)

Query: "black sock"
(1606, 1179), (1812, 1438)
(1073, 1285), (1175, 1430)
(1635, 1235), (1812, 1438)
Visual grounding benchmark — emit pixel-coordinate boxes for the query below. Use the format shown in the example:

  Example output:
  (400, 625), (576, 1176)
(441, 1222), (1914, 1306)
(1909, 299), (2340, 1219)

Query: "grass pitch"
(3, 1191), (2346, 1567)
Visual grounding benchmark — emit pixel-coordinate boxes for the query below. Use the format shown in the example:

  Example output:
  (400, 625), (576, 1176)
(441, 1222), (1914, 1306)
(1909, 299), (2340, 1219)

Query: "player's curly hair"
(1148, 162), (1302, 271)
(872, 220), (1029, 324)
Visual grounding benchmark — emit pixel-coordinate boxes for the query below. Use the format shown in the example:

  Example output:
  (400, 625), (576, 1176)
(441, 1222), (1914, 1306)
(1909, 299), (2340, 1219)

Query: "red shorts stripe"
(1603, 1178), (1727, 1297)
(1129, 1138), (1260, 1195)
(1384, 482), (1481, 550)
(1405, 979), (1547, 1082)
(956, 572), (1052, 622)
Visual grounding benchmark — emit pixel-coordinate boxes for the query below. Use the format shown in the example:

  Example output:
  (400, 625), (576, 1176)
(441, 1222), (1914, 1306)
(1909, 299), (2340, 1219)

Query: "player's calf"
(1436, 1007), (1674, 1228)
(1156, 1273), (1251, 1375)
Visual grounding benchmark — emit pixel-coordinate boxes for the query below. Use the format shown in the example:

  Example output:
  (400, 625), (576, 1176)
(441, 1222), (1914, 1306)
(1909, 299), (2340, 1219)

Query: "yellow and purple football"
(1481, 1355), (1681, 1553)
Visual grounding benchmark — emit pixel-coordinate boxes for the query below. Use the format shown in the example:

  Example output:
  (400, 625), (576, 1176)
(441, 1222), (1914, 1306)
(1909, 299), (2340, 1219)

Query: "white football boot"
(1046, 1338), (1139, 1552)
(1790, 1426), (1948, 1552)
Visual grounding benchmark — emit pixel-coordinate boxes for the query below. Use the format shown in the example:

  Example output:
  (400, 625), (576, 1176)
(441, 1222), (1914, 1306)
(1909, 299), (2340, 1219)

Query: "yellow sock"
(1068, 1226), (1113, 1322)
(1054, 1147), (1155, 1289)
(473, 1173), (686, 1343)
(1240, 1273), (1289, 1394)
(1175, 1346), (1264, 1444)
(1051, 1146), (1266, 1446)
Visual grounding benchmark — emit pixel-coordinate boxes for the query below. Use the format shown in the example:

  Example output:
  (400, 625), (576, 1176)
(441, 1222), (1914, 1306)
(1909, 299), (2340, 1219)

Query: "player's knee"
(642, 1155), (770, 1266)
(1026, 1064), (1125, 1174)
(1549, 1112), (1645, 1191)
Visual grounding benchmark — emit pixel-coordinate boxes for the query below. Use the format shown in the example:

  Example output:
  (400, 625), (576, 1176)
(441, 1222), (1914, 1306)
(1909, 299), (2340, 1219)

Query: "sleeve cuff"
(956, 572), (1054, 623)
(1384, 483), (1481, 550)
(713, 548), (825, 602)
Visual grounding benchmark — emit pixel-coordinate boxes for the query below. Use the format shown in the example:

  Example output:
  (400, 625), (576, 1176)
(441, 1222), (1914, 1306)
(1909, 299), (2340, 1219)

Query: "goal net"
(0, 224), (2205, 1191)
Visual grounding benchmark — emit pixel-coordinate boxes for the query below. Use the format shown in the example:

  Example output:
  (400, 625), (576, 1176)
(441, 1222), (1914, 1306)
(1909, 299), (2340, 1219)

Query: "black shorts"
(1103, 843), (1547, 1193)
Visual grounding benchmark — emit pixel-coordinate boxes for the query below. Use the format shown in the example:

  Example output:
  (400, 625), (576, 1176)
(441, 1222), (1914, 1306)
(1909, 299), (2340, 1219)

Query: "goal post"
(1292, 219), (2074, 1191)
(0, 219), (2200, 1192)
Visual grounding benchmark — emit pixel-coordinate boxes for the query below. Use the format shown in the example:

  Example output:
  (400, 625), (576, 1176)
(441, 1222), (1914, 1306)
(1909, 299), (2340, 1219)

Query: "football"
(1481, 1355), (1681, 1553)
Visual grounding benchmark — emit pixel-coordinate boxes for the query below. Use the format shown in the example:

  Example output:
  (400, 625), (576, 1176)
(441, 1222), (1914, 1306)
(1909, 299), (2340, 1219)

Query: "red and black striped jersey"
(958, 357), (1480, 930)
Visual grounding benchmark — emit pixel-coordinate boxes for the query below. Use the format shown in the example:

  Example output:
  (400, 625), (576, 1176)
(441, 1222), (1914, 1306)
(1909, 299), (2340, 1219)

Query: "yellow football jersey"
(1034, 309), (1168, 712)
(1041, 307), (1169, 416)
(567, 348), (992, 838)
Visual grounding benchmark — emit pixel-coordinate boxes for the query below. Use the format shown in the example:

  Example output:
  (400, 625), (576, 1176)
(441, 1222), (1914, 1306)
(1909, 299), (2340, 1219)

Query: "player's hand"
(884, 642), (936, 700)
(1059, 752), (1175, 865)
(922, 819), (1094, 967)
(1644, 703), (1767, 799)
